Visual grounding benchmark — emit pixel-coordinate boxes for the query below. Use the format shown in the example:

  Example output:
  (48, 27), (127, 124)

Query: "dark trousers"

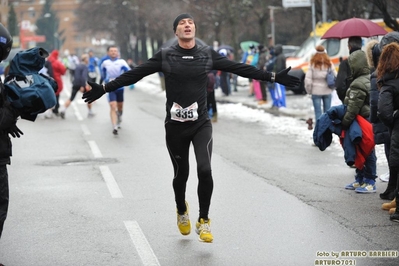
(0, 164), (9, 239)
(381, 139), (397, 194)
(207, 91), (217, 115)
(165, 119), (213, 219)
(53, 94), (60, 114)
(260, 81), (267, 101)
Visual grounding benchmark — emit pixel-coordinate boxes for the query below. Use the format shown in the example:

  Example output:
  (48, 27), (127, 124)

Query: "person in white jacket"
(305, 45), (337, 126)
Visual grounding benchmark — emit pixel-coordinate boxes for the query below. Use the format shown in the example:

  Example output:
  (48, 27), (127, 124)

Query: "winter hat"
(372, 43), (381, 68)
(219, 49), (227, 56)
(315, 45), (326, 53)
(173, 13), (194, 32)
(379, 31), (399, 50)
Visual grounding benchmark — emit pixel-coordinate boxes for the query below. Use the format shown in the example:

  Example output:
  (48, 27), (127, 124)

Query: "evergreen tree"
(35, 0), (59, 51)
(7, 5), (19, 38)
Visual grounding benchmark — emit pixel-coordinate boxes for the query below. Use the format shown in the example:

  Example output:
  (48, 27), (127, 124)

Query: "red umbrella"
(321, 18), (388, 39)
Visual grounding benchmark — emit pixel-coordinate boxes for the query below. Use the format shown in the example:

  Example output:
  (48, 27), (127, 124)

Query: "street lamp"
(268, 6), (283, 47)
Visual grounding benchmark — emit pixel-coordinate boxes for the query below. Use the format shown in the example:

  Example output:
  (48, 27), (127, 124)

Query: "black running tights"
(165, 119), (213, 220)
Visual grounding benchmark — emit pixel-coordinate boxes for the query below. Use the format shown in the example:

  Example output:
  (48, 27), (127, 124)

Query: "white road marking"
(99, 165), (123, 198)
(87, 140), (103, 158)
(72, 102), (83, 121)
(124, 220), (161, 266)
(81, 124), (91, 136)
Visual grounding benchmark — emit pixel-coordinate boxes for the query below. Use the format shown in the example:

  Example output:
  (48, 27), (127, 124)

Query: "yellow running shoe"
(195, 218), (213, 243)
(177, 201), (191, 235)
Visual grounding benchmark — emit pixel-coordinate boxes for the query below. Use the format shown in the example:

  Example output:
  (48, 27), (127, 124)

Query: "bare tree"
(74, 0), (398, 62)
(76, 0), (136, 59)
(371, 0), (399, 31)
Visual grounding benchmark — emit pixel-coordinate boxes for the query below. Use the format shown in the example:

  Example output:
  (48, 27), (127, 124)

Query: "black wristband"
(270, 72), (276, 82)
(264, 71), (273, 82)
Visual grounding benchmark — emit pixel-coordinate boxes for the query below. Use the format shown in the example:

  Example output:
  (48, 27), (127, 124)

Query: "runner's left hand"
(275, 67), (301, 87)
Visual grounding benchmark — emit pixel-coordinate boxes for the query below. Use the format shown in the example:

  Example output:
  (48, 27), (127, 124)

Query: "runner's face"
(109, 47), (119, 59)
(175, 18), (195, 40)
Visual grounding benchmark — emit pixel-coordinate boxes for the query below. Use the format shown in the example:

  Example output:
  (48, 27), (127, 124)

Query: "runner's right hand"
(83, 81), (105, 103)
(7, 124), (23, 138)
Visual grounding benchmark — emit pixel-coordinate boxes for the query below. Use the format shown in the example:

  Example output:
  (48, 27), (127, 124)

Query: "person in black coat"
(335, 37), (362, 102)
(366, 40), (395, 200)
(0, 23), (23, 241)
(377, 42), (399, 222)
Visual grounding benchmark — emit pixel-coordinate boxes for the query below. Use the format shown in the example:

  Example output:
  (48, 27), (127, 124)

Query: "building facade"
(1, 0), (95, 55)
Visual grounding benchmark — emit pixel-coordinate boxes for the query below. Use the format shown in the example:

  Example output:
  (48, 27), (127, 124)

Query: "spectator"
(47, 49), (67, 117)
(343, 49), (377, 193)
(218, 49), (231, 96)
(265, 47), (277, 106)
(256, 45), (268, 105)
(376, 41), (399, 222)
(335, 37), (362, 102)
(272, 44), (287, 108)
(207, 70), (217, 122)
(304, 45), (337, 126)
(241, 44), (259, 97)
(365, 39), (395, 200)
(0, 22), (23, 245)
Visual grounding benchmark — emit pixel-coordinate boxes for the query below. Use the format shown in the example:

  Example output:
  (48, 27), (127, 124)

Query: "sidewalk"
(214, 77), (312, 120)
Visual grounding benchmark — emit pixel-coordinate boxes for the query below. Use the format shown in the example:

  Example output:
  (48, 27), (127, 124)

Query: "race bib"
(170, 102), (199, 122)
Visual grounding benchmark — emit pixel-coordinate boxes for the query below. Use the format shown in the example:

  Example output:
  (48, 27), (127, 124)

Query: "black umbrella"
(161, 37), (208, 49)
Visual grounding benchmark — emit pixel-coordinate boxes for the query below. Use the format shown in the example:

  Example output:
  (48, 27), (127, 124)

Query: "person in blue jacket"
(87, 49), (99, 83)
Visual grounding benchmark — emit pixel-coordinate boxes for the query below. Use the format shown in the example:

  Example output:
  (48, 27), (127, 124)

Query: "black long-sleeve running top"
(105, 44), (273, 123)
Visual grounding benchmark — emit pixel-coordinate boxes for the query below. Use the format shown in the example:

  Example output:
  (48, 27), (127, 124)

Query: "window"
(325, 39), (340, 57)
